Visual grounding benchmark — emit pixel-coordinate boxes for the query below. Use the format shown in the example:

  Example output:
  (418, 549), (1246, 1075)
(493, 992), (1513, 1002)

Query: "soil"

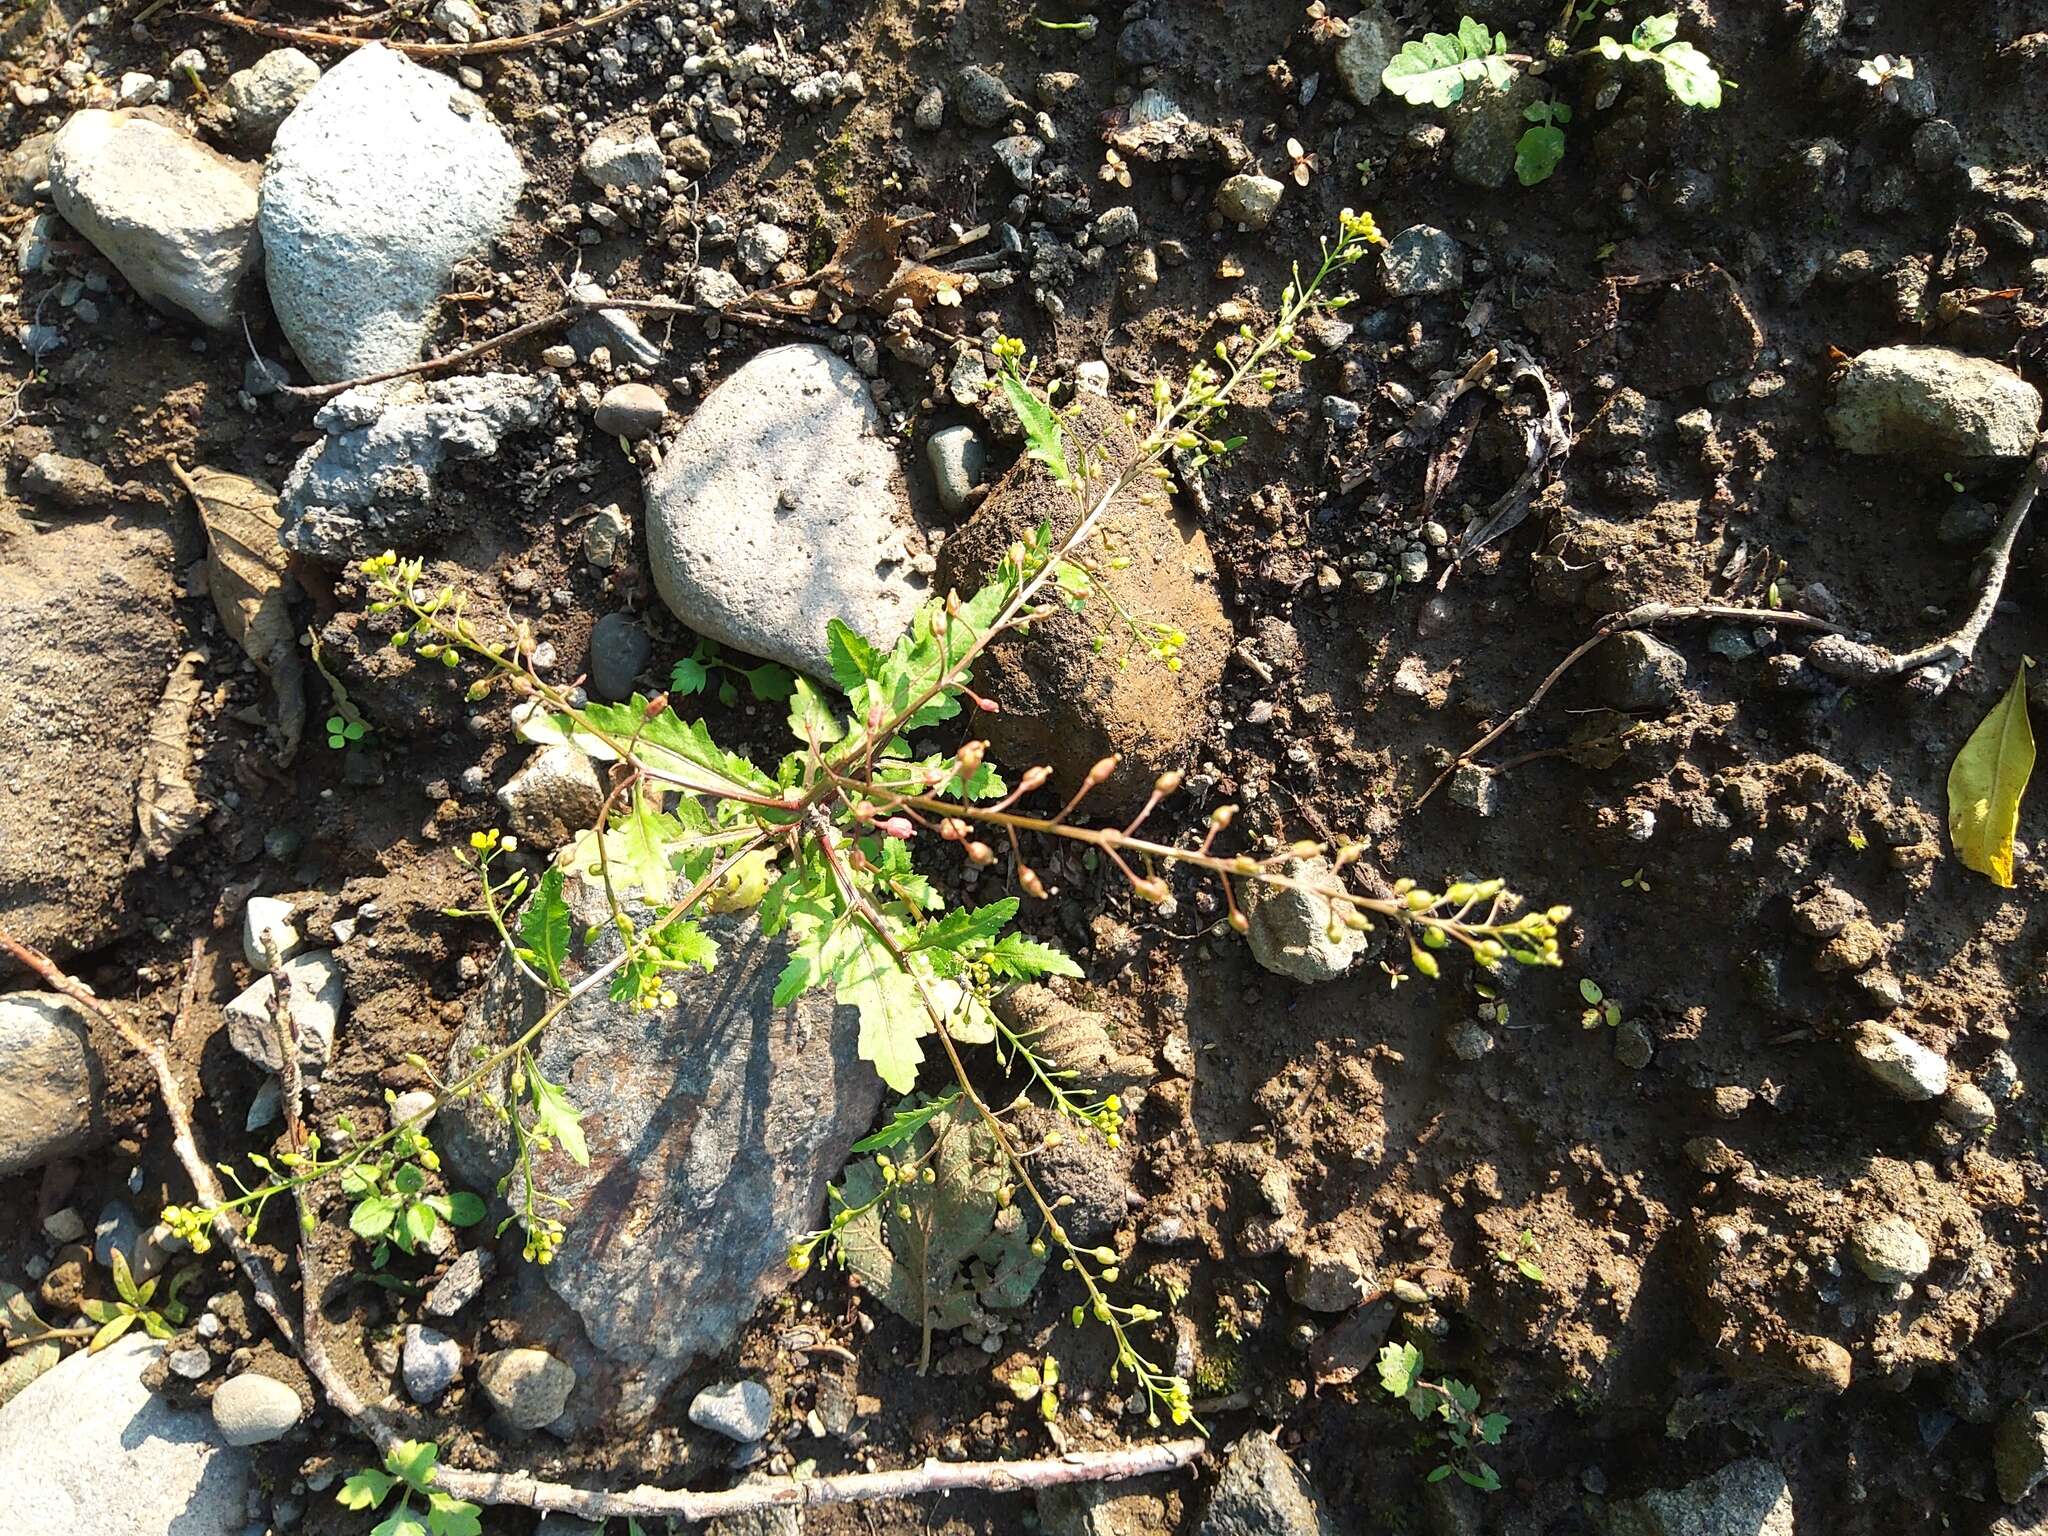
(3, 0), (2048, 1533)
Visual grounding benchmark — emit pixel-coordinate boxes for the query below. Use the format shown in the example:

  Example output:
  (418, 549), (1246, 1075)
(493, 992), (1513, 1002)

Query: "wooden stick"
(1414, 603), (1841, 808)
(210, 0), (650, 57)
(0, 927), (1207, 1521)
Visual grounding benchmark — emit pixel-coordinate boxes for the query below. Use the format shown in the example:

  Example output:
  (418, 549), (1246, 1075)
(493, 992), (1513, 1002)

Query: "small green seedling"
(1579, 978), (1622, 1029)
(670, 639), (796, 709)
(1620, 867), (1650, 893)
(338, 1440), (481, 1536)
(1495, 1229), (1547, 1284)
(1381, 12), (1723, 186)
(1007, 1353), (1062, 1422)
(1377, 1341), (1509, 1492)
(341, 1119), (486, 1269)
(78, 1249), (189, 1351)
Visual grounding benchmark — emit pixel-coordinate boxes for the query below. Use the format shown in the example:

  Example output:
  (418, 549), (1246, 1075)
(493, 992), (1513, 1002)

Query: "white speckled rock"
(260, 44), (523, 381)
(47, 109), (260, 329)
(478, 1348), (575, 1430)
(1827, 346), (2042, 460)
(1847, 1021), (1948, 1101)
(1244, 857), (1366, 983)
(644, 344), (927, 681)
(0, 1335), (253, 1529)
(688, 1378), (773, 1443)
(224, 949), (344, 1076)
(1847, 1216), (1932, 1284)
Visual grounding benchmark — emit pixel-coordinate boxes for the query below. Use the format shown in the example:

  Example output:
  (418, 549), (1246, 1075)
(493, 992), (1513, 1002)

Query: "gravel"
(593, 382), (669, 439)
(210, 1373), (304, 1446)
(497, 745), (606, 849)
(224, 48), (319, 144)
(1214, 173), (1283, 230)
(403, 1325), (462, 1405)
(478, 1348), (576, 1431)
(925, 424), (988, 514)
(688, 1379), (774, 1443)
(1244, 857), (1365, 983)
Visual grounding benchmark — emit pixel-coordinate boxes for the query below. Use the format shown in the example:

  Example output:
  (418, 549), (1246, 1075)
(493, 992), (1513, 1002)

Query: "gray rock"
(956, 65), (1017, 128)
(690, 266), (747, 310)
(926, 425), (987, 514)
(588, 612), (653, 703)
(1827, 346), (2042, 460)
(1847, 1021), (1948, 1101)
(581, 123), (663, 189)
(1448, 764), (1498, 816)
(276, 373), (554, 563)
(167, 1346), (211, 1380)
(583, 502), (632, 569)
(424, 1248), (493, 1318)
(689, 1379), (773, 1443)
(1381, 225), (1464, 297)
(1215, 173), (1283, 230)
(94, 1200), (143, 1272)
(497, 744), (605, 848)
(0, 1336), (254, 1530)
(912, 86), (945, 132)
(1940, 1078), (1996, 1132)
(1588, 632), (1688, 711)
(1995, 1406), (2048, 1504)
(210, 1372), (304, 1446)
(1449, 75), (1541, 189)
(224, 48), (319, 143)
(737, 222), (790, 275)
(440, 880), (884, 1429)
(0, 992), (102, 1176)
(1287, 1243), (1372, 1312)
(1847, 1216), (1931, 1284)
(48, 109), (260, 330)
(1334, 6), (1401, 106)
(391, 1088), (437, 1129)
(22, 451), (112, 509)
(1198, 1431), (1335, 1536)
(1604, 1459), (1794, 1536)
(569, 280), (663, 365)
(1615, 1019), (1655, 1069)
(992, 135), (1042, 186)
(403, 1324), (462, 1404)
(1244, 857), (1366, 983)
(1910, 118), (1961, 174)
(223, 949), (345, 1076)
(478, 1348), (575, 1431)
(644, 343), (926, 681)
(241, 894), (301, 970)
(1094, 206), (1140, 247)
(593, 382), (668, 439)
(1, 130), (53, 204)
(261, 44), (524, 381)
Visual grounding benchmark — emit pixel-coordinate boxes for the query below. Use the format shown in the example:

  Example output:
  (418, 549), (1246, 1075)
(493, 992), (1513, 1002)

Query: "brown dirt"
(3, 0), (2047, 1533)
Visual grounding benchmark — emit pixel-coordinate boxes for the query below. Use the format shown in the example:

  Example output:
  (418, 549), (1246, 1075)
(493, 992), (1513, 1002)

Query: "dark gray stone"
(1587, 633), (1688, 711)
(1604, 1459), (1795, 1536)
(442, 880), (884, 1428)
(1380, 225), (1464, 297)
(588, 612), (652, 703)
(1198, 1431), (1335, 1536)
(0, 993), (103, 1176)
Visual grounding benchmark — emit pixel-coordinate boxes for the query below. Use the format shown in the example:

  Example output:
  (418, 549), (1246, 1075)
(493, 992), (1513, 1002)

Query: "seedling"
(1495, 1229), (1547, 1284)
(340, 1118), (487, 1269)
(1380, 12), (1723, 186)
(670, 638), (796, 709)
(1579, 978), (1622, 1029)
(77, 1249), (189, 1351)
(1006, 1353), (1062, 1422)
(338, 1440), (481, 1536)
(1377, 1341), (1510, 1491)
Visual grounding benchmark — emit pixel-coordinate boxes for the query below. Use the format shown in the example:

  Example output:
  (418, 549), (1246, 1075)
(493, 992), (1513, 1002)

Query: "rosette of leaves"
(832, 1098), (1045, 1351)
(1381, 15), (1513, 107)
(1593, 12), (1722, 108)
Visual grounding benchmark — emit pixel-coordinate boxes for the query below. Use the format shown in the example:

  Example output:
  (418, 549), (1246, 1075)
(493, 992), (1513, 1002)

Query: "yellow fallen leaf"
(1947, 661), (2035, 887)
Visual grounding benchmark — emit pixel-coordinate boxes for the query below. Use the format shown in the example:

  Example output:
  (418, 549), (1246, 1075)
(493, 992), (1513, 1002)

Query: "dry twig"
(211, 0), (651, 57)
(0, 926), (1208, 1522)
(1804, 435), (2046, 695)
(1415, 602), (1842, 807)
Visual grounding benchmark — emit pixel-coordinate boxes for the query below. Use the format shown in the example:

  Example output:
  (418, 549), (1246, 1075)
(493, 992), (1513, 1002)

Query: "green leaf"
(1948, 662), (2035, 888)
(740, 662), (796, 701)
(1427, 1465), (1455, 1483)
(906, 899), (1020, 956)
(836, 924), (932, 1093)
(1377, 1341), (1421, 1399)
(109, 1248), (140, 1307)
(1477, 1411), (1510, 1445)
(350, 1195), (401, 1241)
(530, 1070), (590, 1167)
(788, 676), (847, 746)
(78, 1299), (121, 1325)
(1632, 11), (1678, 48)
(88, 1312), (137, 1352)
(1514, 124), (1566, 184)
(1380, 20), (1513, 108)
(982, 931), (1083, 980)
(649, 916), (719, 973)
(557, 699), (777, 800)
(518, 866), (572, 988)
(340, 1164), (380, 1199)
(385, 1440), (442, 1493)
(444, 1192), (488, 1227)
(997, 369), (1074, 489)
(1445, 1379), (1482, 1415)
(850, 1091), (961, 1153)
(827, 620), (883, 692)
(371, 1507), (429, 1536)
(337, 1470), (399, 1511)
(1655, 39), (1722, 107)
(1460, 1462), (1503, 1493)
(393, 1163), (426, 1196)
(669, 653), (711, 695)
(399, 1200), (438, 1253)
(426, 1493), (484, 1536)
